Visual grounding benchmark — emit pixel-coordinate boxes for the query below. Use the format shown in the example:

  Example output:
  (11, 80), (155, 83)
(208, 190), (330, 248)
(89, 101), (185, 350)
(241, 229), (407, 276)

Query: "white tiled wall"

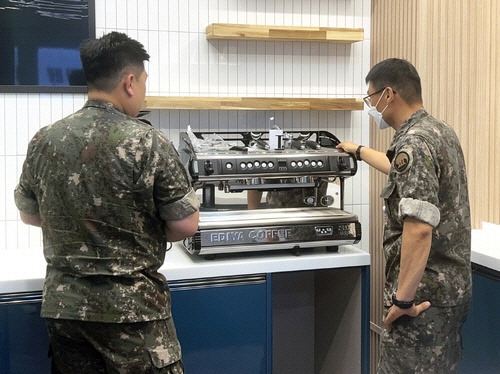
(0, 0), (371, 251)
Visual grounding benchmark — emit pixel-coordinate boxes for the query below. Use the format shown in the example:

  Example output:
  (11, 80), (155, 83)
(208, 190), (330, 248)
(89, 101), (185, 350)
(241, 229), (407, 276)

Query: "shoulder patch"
(394, 150), (412, 173)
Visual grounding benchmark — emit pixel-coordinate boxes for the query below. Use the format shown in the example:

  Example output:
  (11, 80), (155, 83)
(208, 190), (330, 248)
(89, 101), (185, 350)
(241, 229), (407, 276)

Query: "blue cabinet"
(0, 268), (367, 374)
(0, 293), (51, 374)
(460, 265), (500, 374)
(0, 275), (271, 374)
(170, 274), (271, 374)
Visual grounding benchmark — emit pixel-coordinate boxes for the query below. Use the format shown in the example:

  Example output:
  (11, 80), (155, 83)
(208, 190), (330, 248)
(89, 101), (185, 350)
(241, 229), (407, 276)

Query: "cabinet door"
(0, 293), (51, 374)
(170, 274), (270, 374)
(460, 267), (500, 374)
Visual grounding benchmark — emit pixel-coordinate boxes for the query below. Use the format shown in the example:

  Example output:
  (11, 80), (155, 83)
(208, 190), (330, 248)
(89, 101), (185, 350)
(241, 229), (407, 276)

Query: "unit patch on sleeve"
(394, 150), (413, 173)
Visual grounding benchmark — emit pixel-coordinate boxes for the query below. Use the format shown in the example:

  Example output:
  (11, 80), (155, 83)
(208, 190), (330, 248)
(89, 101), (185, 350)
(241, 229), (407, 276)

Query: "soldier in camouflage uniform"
(14, 32), (200, 373)
(338, 58), (471, 373)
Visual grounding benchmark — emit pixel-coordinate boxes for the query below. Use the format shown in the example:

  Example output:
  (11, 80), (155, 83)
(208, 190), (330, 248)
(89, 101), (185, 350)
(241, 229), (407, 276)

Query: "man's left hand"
(384, 301), (431, 332)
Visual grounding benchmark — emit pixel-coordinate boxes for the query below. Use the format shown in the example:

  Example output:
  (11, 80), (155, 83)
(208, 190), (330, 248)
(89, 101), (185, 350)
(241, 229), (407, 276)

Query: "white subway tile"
(0, 221), (5, 249)
(5, 221), (19, 251)
(237, 41), (247, 95)
(227, 41), (238, 94)
(95, 0), (106, 29)
(4, 95), (17, 156)
(148, 0), (160, 31)
(217, 41), (229, 95)
(169, 32), (180, 94)
(5, 156), (20, 220)
(188, 0), (201, 32)
(116, 0), (127, 30)
(179, 32), (191, 94)
(256, 42), (267, 95)
(188, 34), (201, 94)
(156, 32), (168, 94)
(246, 41), (257, 96)
(105, 0), (117, 30)
(158, 1), (169, 31)
(15, 95), (29, 155)
(0, 156), (5, 221)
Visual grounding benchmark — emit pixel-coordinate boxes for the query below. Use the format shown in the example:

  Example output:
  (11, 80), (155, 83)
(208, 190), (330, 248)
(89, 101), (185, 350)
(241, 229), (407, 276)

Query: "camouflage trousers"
(46, 317), (183, 374)
(377, 302), (469, 374)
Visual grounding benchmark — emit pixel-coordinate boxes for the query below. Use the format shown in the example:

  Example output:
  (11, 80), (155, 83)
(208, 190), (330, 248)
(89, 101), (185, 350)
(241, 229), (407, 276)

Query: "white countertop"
(471, 228), (500, 272)
(0, 243), (370, 294)
(3, 229), (497, 295)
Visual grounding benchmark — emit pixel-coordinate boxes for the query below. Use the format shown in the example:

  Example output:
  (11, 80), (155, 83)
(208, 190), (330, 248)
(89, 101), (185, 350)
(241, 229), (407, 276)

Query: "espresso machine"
(178, 129), (361, 259)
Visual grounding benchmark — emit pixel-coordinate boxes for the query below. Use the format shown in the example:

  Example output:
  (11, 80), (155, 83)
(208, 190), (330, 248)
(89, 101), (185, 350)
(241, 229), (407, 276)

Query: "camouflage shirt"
(14, 100), (200, 323)
(381, 109), (471, 307)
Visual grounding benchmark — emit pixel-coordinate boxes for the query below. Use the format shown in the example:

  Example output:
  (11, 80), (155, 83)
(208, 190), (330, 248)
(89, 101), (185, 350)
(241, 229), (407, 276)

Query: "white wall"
(0, 0), (371, 251)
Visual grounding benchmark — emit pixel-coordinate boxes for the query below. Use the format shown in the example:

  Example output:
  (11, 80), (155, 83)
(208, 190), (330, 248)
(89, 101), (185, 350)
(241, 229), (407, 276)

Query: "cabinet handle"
(169, 274), (266, 290)
(0, 292), (43, 305)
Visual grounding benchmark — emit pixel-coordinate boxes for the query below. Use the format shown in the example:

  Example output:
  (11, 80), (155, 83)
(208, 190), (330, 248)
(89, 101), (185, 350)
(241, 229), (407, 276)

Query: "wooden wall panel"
(370, 1), (500, 372)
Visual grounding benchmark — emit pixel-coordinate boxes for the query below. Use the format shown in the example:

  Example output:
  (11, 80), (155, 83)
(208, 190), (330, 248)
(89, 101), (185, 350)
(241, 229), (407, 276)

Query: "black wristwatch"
(391, 292), (414, 309)
(355, 145), (364, 161)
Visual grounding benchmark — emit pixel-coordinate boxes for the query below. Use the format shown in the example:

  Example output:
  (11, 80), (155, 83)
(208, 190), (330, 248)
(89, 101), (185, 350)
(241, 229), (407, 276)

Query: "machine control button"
(304, 160), (310, 166)
(297, 161), (303, 167)
(311, 161), (317, 167)
(246, 162), (253, 169)
(240, 162), (246, 169)
(268, 162), (274, 168)
(254, 161), (260, 167)
(291, 161), (297, 167)
(261, 162), (267, 168)
(204, 160), (214, 175)
(317, 160), (324, 167)
(225, 162), (233, 170)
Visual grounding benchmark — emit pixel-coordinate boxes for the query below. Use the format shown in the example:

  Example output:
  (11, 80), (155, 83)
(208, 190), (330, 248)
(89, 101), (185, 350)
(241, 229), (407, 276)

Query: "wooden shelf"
(143, 96), (363, 111)
(206, 23), (364, 43)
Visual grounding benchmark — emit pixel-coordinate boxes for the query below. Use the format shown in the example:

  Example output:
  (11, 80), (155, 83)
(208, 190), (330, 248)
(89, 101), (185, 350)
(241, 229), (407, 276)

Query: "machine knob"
(320, 195), (334, 206)
(304, 196), (316, 206)
(204, 160), (214, 175)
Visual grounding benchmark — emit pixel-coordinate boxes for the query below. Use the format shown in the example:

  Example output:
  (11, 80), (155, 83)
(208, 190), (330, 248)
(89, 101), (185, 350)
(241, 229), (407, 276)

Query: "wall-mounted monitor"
(0, 0), (95, 93)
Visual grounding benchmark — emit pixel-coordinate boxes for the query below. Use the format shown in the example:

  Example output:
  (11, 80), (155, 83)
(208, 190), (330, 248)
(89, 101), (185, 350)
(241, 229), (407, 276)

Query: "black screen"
(0, 0), (95, 93)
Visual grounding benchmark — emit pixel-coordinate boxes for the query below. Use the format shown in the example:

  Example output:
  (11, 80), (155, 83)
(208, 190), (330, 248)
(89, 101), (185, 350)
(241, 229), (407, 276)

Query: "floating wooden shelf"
(206, 23), (364, 43)
(143, 96), (363, 111)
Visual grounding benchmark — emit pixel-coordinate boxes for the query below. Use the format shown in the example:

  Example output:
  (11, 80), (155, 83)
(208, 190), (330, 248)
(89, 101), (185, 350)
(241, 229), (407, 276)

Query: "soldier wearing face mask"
(337, 58), (471, 374)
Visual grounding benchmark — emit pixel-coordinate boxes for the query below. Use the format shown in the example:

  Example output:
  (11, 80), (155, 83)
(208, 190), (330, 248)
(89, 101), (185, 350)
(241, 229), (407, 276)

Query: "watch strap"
(355, 145), (364, 161)
(392, 292), (414, 309)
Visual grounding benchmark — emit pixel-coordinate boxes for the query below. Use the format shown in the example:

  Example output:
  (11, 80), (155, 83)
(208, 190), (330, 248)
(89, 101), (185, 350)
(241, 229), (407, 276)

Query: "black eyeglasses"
(363, 87), (386, 107)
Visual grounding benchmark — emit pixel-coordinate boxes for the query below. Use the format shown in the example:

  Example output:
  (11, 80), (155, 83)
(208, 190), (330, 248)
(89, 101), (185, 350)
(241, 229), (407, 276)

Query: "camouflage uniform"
(14, 100), (199, 372)
(378, 109), (471, 373)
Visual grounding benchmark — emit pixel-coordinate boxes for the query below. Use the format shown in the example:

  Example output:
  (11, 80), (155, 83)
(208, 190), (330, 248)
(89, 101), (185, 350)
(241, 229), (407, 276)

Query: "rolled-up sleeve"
(399, 197), (440, 227)
(14, 185), (39, 215)
(157, 188), (200, 221)
(14, 148), (39, 215)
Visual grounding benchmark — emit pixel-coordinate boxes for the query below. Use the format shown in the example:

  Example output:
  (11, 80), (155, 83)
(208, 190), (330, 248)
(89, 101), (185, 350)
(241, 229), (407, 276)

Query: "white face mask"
(367, 88), (390, 129)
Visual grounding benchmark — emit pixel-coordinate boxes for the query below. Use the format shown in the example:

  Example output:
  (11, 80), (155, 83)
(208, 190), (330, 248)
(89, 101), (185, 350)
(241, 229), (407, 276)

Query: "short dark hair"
(365, 58), (422, 105)
(79, 32), (150, 92)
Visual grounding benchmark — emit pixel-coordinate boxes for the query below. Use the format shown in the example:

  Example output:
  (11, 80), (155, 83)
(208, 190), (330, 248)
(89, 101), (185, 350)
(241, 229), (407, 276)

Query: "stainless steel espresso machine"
(178, 129), (361, 259)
